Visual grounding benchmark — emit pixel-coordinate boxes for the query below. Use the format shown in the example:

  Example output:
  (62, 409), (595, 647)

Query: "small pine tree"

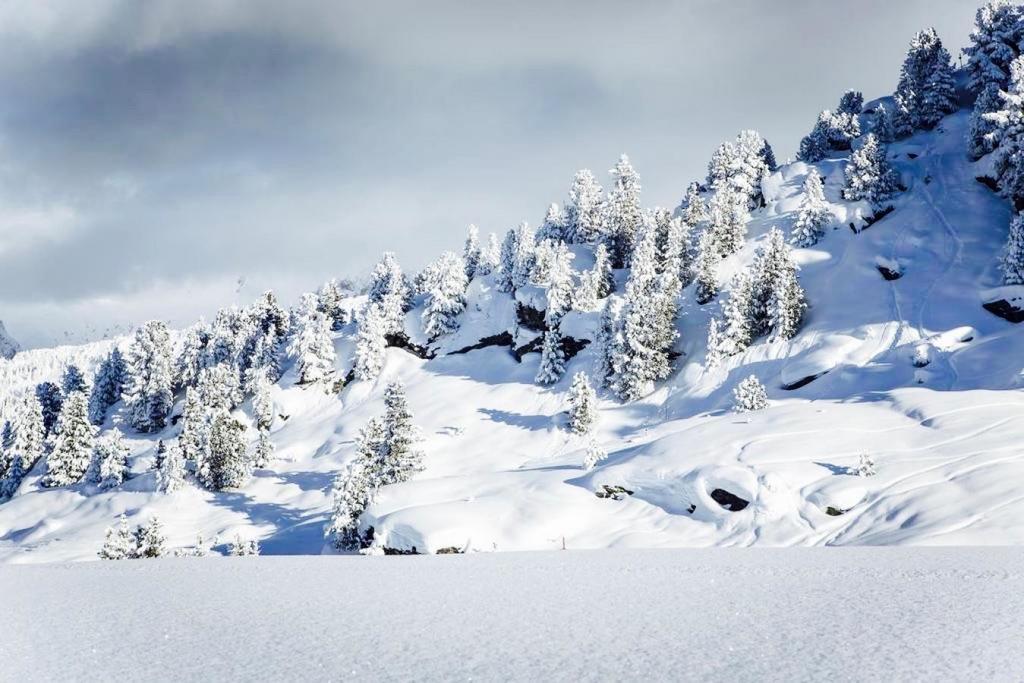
(252, 429), (274, 468)
(705, 317), (724, 368)
(536, 327), (567, 385)
(288, 293), (336, 385)
(565, 169), (605, 244)
(733, 375), (769, 412)
(986, 56), (1024, 205)
(582, 441), (607, 470)
(135, 516), (167, 558)
(98, 514), (136, 560)
(544, 242), (576, 323)
(969, 83), (1004, 159)
(43, 392), (95, 487)
(251, 369), (274, 431)
(511, 222), (537, 290)
(123, 321), (174, 433)
(892, 92), (915, 139)
(463, 224), (482, 280)
(61, 364), (87, 395)
(719, 271), (755, 357)
(706, 184), (749, 257)
(798, 111), (832, 163)
(842, 134), (900, 204)
(769, 269), (807, 341)
(202, 412), (250, 490)
(874, 103), (897, 144)
(378, 382), (424, 485)
(229, 536), (261, 556)
(538, 203), (566, 242)
(791, 169), (830, 247)
(156, 442), (186, 493)
(567, 372), (598, 435)
(495, 227), (520, 293)
(1, 396), (45, 499)
(693, 231), (720, 304)
(88, 347), (127, 425)
(86, 428), (129, 490)
(354, 303), (388, 381)
(856, 453), (877, 477)
(679, 182), (708, 226)
(35, 381), (63, 435)
(920, 56), (957, 129)
(1000, 211), (1024, 284)
(367, 252), (412, 330)
(476, 232), (501, 276)
(605, 154), (642, 266)
(317, 279), (349, 332)
(328, 457), (377, 551)
(422, 251), (469, 341)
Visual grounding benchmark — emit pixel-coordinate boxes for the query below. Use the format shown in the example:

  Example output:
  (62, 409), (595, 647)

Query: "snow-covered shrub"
(733, 375), (769, 413)
(842, 134), (900, 204)
(567, 372), (598, 435)
(856, 453), (877, 477)
(583, 441), (607, 470)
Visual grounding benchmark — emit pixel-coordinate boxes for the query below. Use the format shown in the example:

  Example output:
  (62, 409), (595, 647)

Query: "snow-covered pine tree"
(229, 536), (260, 556)
(595, 297), (626, 391)
(354, 302), (388, 381)
(511, 221), (537, 290)
(896, 28), (957, 131)
(61, 364), (87, 395)
(920, 52), (957, 129)
(593, 243), (615, 298)
(173, 323), (210, 393)
(769, 267), (808, 341)
(892, 92), (915, 139)
(964, 0), (1024, 94)
(565, 169), (605, 243)
(207, 308), (244, 369)
(202, 412), (250, 490)
(98, 515), (136, 560)
(197, 362), (243, 413)
(706, 183), (750, 257)
(463, 224), (482, 280)
(124, 320), (173, 433)
(659, 213), (695, 286)
(798, 111), (832, 163)
(88, 346), (127, 425)
(328, 457), (376, 551)
(733, 130), (775, 208)
(1000, 211), (1024, 284)
(986, 56), (1024, 205)
(750, 228), (788, 335)
(874, 102), (897, 144)
(538, 203), (566, 242)
(153, 439), (166, 471)
(495, 227), (519, 292)
(156, 441), (185, 493)
(535, 326), (566, 385)
(317, 278), (349, 332)
(0, 420), (11, 473)
(705, 317), (724, 368)
(567, 371), (598, 435)
(842, 134), (901, 204)
(251, 369), (274, 431)
(135, 516), (167, 558)
(179, 388), (209, 467)
(288, 293), (336, 385)
(476, 232), (500, 276)
(718, 270), (755, 357)
(86, 428), (129, 490)
(43, 391), (95, 487)
(252, 429), (274, 469)
(0, 396), (45, 499)
(35, 381), (62, 435)
(574, 268), (601, 312)
(837, 90), (864, 116)
(694, 230), (720, 304)
(856, 453), (877, 477)
(706, 140), (738, 190)
(582, 441), (607, 471)
(969, 83), (1004, 159)
(422, 251), (469, 341)
(679, 182), (708, 227)
(545, 241), (575, 324)
(367, 252), (412, 334)
(791, 169), (831, 247)
(605, 154), (642, 267)
(733, 375), (769, 412)
(379, 381), (424, 485)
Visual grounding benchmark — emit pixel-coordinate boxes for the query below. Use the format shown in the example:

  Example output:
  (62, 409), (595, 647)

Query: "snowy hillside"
(5, 6), (1024, 562)
(0, 321), (20, 360)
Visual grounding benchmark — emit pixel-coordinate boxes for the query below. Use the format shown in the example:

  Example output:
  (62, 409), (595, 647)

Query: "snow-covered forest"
(6, 1), (1024, 562)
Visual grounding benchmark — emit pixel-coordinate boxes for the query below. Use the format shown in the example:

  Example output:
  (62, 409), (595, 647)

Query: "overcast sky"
(0, 0), (978, 348)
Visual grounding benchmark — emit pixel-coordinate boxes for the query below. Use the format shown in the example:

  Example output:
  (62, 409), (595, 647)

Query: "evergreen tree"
(535, 327), (566, 386)
(511, 221), (537, 290)
(856, 453), (877, 477)
(201, 412), (250, 490)
(61, 364), (87, 395)
(874, 103), (897, 144)
(89, 347), (127, 425)
(596, 298), (626, 390)
(920, 56), (958, 129)
(173, 324), (210, 393)
(123, 321), (173, 433)
(679, 182), (708, 227)
(706, 140), (738, 190)
(288, 293), (336, 385)
(837, 89), (864, 115)
(367, 252), (412, 335)
(706, 184), (749, 257)
(476, 232), (501, 276)
(964, 1), (1024, 94)
(35, 382), (63, 436)
(317, 279), (349, 332)
(567, 371), (598, 435)
(135, 516), (167, 558)
(733, 375), (769, 412)
(328, 456), (377, 551)
(770, 267), (808, 341)
(896, 28), (957, 131)
(495, 227), (519, 293)
(582, 441), (607, 471)
(43, 391), (95, 487)
(986, 56), (1024, 205)
(252, 429), (274, 469)
(605, 154), (642, 266)
(892, 92), (915, 139)
(791, 169), (831, 247)
(1000, 211), (1024, 284)
(705, 317), (724, 368)
(463, 224), (482, 280)
(228, 536), (260, 556)
(378, 382), (424, 485)
(565, 169), (605, 243)
(733, 130), (775, 207)
(198, 362), (243, 413)
(538, 203), (566, 242)
(659, 213), (694, 286)
(592, 243), (615, 298)
(179, 388), (209, 467)
(354, 303), (388, 381)
(798, 111), (832, 163)
(251, 370), (274, 431)
(422, 251), (469, 341)
(0, 396), (45, 499)
(693, 230), (720, 304)
(156, 442), (186, 493)
(98, 515), (136, 560)
(842, 134), (900, 204)
(718, 271), (755, 357)
(206, 308), (243, 369)
(969, 83), (1005, 159)
(86, 428), (129, 490)
(153, 440), (166, 471)
(545, 242), (576, 324)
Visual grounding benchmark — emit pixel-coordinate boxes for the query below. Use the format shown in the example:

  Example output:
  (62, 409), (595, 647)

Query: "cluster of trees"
(706, 229), (807, 366)
(328, 381), (423, 550)
(798, 90), (865, 163)
(99, 514), (167, 560)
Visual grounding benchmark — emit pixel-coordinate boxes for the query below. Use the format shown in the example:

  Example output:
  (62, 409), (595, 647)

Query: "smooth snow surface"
(3, 549), (1023, 681)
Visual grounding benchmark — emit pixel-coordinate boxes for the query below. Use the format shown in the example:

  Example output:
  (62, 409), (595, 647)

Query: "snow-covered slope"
(4, 93), (1024, 562)
(0, 320), (20, 360)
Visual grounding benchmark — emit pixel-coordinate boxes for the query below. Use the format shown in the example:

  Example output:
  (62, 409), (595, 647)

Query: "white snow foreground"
(5, 107), (1024, 560)
(2, 548), (1023, 681)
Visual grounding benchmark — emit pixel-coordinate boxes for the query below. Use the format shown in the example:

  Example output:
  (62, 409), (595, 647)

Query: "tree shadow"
(477, 408), (552, 432)
(814, 461), (853, 476)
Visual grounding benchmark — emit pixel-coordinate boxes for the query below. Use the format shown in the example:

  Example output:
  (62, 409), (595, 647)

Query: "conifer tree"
(706, 184), (749, 257)
(705, 317), (725, 368)
(920, 56), (957, 129)
(680, 182), (708, 227)
(317, 279), (349, 332)
(422, 251), (469, 341)
(198, 362), (243, 412)
(367, 252), (412, 334)
(733, 375), (769, 412)
(463, 224), (482, 280)
(856, 453), (877, 477)
(1000, 211), (1024, 284)
(35, 381), (63, 435)
(511, 221), (537, 290)
(86, 428), (129, 490)
(837, 90), (864, 116)
(791, 169), (830, 247)
(842, 134), (901, 204)
(495, 227), (519, 293)
(135, 516), (167, 558)
(288, 293), (336, 385)
(605, 154), (642, 266)
(596, 298), (626, 390)
(156, 442), (186, 493)
(354, 302), (388, 381)
(378, 382), (424, 485)
(536, 327), (566, 386)
(98, 515), (136, 560)
(538, 203), (566, 242)
(565, 169), (605, 243)
(328, 456), (377, 551)
(251, 370), (274, 431)
(719, 271), (755, 357)
(252, 429), (274, 469)
(567, 371), (598, 435)
(43, 391), (95, 487)
(969, 83), (1004, 159)
(0, 396), (45, 499)
(89, 347), (127, 425)
(798, 111), (832, 163)
(179, 388), (209, 466)
(592, 243), (615, 297)
(124, 321), (173, 433)
(174, 324), (210, 393)
(61, 364), (87, 395)
(693, 230), (720, 304)
(964, 1), (1024, 94)
(874, 103), (897, 144)
(659, 213), (694, 286)
(582, 441), (607, 471)
(896, 28), (957, 130)
(892, 92), (915, 139)
(228, 536), (260, 556)
(201, 412), (250, 490)
(545, 242), (576, 324)
(769, 267), (808, 341)
(986, 56), (1024, 205)
(476, 232), (501, 276)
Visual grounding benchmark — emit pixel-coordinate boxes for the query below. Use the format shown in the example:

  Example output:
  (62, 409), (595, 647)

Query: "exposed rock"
(878, 266), (902, 281)
(976, 175), (999, 192)
(515, 303), (547, 332)
(448, 332), (515, 356)
(709, 488), (749, 512)
(513, 335), (590, 363)
(781, 371), (827, 391)
(385, 332), (434, 359)
(595, 485), (634, 501)
(982, 299), (1024, 323)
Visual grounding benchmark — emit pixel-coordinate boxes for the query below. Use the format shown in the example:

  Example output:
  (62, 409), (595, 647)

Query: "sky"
(0, 0), (979, 348)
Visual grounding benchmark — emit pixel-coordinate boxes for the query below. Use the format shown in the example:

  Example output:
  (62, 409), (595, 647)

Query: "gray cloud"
(0, 0), (977, 346)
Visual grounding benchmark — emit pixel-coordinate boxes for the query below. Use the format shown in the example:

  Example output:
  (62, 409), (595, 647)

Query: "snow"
(0, 320), (19, 360)
(2, 549), (1023, 681)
